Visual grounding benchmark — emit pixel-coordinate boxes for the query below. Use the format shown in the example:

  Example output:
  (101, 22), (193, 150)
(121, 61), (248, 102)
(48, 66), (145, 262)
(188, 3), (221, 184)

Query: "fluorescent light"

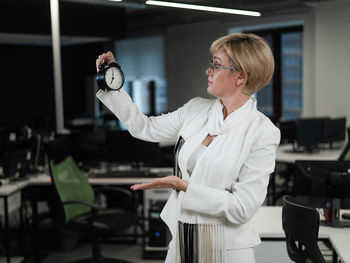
(107, 0), (123, 2)
(145, 1), (261, 17)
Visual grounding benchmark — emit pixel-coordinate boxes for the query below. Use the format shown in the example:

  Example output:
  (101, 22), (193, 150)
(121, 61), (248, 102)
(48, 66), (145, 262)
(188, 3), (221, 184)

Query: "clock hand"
(110, 77), (114, 85)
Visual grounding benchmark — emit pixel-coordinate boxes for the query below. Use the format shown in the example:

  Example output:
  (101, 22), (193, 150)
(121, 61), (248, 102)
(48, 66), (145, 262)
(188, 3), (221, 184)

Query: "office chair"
(338, 127), (350, 161)
(282, 195), (326, 263)
(338, 127), (350, 221)
(49, 156), (138, 263)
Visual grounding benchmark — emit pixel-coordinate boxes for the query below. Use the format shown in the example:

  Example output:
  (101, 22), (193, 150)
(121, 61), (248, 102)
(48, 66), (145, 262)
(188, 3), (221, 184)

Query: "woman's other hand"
(130, 176), (189, 192)
(96, 51), (116, 72)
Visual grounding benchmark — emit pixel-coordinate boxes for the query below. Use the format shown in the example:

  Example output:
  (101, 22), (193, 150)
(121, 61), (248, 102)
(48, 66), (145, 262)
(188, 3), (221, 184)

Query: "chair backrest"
(338, 127), (350, 161)
(282, 195), (326, 263)
(49, 156), (95, 223)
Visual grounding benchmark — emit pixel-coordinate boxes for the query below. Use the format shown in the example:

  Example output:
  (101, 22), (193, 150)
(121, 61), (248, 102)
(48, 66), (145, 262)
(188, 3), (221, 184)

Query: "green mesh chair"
(50, 156), (138, 263)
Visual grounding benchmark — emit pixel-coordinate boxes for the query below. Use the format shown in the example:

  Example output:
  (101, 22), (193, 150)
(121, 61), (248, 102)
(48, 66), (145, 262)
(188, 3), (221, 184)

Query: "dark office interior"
(1, 0), (350, 262)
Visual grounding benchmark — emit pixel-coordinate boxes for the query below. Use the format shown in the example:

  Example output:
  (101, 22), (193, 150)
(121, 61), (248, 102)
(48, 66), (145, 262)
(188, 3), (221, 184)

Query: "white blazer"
(97, 88), (280, 250)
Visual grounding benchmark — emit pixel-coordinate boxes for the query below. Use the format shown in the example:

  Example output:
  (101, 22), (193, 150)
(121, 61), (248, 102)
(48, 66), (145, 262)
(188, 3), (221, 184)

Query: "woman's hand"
(130, 176), (189, 192)
(96, 51), (116, 72)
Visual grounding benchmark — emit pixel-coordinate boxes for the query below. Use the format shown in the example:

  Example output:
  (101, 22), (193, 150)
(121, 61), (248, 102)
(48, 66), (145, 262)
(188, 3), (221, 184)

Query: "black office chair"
(282, 195), (326, 263)
(49, 156), (139, 263)
(338, 127), (350, 221)
(338, 127), (350, 161)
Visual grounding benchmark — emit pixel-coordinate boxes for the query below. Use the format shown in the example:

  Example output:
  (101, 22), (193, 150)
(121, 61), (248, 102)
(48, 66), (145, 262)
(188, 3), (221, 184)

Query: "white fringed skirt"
(164, 221), (256, 263)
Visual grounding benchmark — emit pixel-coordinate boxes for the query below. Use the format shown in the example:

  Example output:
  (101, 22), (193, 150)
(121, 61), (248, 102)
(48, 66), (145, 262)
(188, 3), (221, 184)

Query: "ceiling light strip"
(145, 1), (261, 17)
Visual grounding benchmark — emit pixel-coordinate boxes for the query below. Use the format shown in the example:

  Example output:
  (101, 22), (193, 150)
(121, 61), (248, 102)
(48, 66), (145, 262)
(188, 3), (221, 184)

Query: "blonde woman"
(96, 33), (280, 263)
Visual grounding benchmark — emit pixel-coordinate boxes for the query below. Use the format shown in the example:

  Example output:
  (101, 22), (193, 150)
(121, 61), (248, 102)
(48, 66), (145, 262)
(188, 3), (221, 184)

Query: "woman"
(96, 33), (280, 263)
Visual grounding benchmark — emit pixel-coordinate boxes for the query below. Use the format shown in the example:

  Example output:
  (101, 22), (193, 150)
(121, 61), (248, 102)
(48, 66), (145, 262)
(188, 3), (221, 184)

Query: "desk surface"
(252, 206), (350, 263)
(0, 170), (170, 196)
(28, 173), (157, 186)
(276, 144), (344, 163)
(0, 180), (29, 197)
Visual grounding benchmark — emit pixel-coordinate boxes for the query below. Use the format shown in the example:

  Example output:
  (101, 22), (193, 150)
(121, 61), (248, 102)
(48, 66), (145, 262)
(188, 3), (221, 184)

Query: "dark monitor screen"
(323, 117), (346, 144)
(73, 131), (106, 163)
(105, 130), (162, 166)
(3, 148), (30, 179)
(278, 120), (296, 144)
(295, 118), (329, 150)
(44, 135), (73, 164)
(1, 137), (38, 178)
(294, 160), (350, 209)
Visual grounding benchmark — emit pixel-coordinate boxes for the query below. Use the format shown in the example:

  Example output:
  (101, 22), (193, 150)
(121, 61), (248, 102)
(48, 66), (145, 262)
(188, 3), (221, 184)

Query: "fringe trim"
(176, 221), (225, 263)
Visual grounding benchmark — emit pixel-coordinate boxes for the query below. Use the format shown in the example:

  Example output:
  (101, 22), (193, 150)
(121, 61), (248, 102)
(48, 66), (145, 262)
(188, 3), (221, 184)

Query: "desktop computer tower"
(143, 188), (172, 259)
(148, 203), (167, 247)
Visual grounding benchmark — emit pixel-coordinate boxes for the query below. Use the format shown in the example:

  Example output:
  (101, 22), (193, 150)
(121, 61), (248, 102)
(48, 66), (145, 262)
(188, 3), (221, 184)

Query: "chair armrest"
(62, 200), (104, 212)
(94, 186), (132, 198)
(94, 186), (139, 211)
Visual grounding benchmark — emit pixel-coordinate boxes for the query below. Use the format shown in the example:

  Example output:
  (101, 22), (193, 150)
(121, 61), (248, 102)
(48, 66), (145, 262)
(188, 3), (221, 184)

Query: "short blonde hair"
(210, 33), (274, 95)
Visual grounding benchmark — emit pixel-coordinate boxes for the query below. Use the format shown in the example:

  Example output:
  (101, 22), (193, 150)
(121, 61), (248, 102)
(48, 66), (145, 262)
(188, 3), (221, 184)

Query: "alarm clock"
(96, 62), (125, 91)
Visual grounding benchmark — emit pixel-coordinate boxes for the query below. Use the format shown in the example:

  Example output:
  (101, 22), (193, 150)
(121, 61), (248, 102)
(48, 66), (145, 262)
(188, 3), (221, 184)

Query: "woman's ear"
(235, 71), (246, 87)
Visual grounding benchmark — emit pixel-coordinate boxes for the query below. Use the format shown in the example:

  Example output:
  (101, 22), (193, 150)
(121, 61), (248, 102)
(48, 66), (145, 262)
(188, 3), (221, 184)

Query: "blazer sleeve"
(96, 88), (188, 143)
(181, 125), (281, 224)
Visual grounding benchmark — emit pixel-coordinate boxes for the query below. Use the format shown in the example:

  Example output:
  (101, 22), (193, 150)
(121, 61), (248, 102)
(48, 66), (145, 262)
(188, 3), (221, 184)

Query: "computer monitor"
(295, 118), (329, 152)
(44, 135), (73, 164)
(1, 136), (40, 178)
(278, 120), (296, 144)
(294, 160), (350, 227)
(3, 148), (31, 180)
(323, 117), (346, 147)
(74, 131), (106, 163)
(105, 130), (162, 166)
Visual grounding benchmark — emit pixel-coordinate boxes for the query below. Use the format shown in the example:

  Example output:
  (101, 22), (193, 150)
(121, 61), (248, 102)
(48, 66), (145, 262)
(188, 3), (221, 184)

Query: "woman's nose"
(205, 67), (211, 76)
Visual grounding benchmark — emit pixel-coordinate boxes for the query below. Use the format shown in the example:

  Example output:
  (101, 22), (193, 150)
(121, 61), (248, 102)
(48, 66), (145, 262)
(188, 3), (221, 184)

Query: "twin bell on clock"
(96, 61), (125, 91)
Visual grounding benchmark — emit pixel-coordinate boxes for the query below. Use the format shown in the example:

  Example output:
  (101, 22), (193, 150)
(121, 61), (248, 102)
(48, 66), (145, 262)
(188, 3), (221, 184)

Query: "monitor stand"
(320, 198), (350, 228)
(291, 142), (320, 153)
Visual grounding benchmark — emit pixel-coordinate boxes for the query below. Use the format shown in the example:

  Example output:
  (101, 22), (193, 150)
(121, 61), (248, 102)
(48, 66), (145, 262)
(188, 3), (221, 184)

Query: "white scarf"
(207, 96), (256, 136)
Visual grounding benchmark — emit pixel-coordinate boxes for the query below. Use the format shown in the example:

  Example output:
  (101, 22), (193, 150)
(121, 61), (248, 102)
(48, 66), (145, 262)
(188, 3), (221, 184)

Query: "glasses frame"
(208, 60), (234, 73)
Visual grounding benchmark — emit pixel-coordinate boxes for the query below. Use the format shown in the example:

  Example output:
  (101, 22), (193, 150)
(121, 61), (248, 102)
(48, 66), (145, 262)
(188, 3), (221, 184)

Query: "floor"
(42, 243), (163, 263)
(39, 241), (333, 263)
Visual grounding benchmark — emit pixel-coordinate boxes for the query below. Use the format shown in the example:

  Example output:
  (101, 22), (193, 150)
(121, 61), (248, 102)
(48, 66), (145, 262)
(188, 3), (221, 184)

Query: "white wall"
(115, 36), (165, 80)
(165, 13), (316, 115)
(165, 21), (225, 111)
(165, 2), (350, 123)
(313, 0), (350, 121)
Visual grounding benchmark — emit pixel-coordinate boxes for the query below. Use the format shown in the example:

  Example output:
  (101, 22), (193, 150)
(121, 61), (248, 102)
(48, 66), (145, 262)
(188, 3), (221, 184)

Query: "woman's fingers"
(130, 183), (154, 191)
(95, 51), (116, 72)
(130, 176), (178, 191)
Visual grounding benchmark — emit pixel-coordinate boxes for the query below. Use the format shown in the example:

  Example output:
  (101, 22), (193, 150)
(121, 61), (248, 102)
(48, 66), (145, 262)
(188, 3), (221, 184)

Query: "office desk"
(29, 173), (157, 186)
(0, 181), (29, 263)
(251, 206), (350, 263)
(0, 169), (171, 263)
(269, 144), (345, 204)
(276, 144), (344, 164)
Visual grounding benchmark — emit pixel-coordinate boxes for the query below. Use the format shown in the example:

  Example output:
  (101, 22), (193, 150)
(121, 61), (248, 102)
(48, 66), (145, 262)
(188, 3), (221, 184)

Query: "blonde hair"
(210, 33), (275, 95)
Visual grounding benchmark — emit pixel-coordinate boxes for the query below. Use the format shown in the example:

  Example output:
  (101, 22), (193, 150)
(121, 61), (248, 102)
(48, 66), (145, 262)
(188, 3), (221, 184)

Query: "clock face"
(105, 66), (124, 90)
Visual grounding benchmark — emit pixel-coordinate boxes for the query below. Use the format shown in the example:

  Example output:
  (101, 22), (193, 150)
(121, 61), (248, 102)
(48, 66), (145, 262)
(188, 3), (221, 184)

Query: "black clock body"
(96, 62), (125, 91)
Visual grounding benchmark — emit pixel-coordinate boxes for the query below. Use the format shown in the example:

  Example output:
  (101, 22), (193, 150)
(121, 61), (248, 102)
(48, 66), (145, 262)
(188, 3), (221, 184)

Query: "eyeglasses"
(208, 60), (234, 72)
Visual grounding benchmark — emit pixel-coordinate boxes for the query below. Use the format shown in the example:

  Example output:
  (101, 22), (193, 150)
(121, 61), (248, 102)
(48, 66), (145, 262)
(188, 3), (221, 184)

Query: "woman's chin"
(207, 86), (216, 96)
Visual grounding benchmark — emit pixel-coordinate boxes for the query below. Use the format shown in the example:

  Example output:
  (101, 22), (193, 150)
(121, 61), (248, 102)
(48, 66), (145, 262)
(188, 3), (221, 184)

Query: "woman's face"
(206, 48), (241, 98)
